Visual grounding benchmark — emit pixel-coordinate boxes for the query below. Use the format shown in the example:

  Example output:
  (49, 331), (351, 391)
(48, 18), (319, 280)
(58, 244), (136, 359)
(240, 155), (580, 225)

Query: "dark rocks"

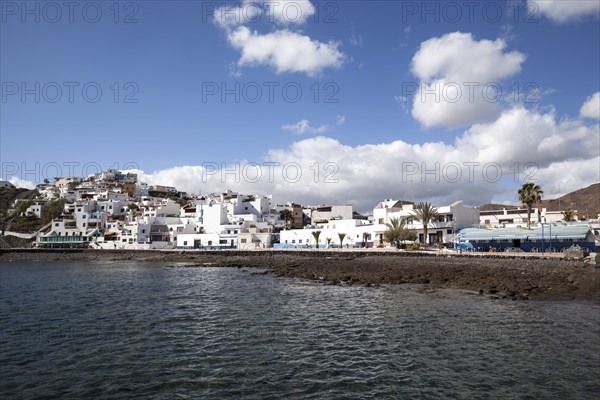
(2, 249), (599, 301)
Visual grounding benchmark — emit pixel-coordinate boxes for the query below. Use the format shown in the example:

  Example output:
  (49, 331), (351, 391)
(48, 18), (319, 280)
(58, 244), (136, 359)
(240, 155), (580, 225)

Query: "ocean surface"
(0, 261), (598, 399)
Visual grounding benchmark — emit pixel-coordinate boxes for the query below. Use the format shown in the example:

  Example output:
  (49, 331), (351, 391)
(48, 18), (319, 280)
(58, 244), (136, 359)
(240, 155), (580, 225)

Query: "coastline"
(1, 249), (598, 302)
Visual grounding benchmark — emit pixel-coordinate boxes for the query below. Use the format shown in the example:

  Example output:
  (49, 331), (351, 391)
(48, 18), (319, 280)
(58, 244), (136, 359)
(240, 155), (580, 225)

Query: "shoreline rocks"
(1, 249), (598, 302)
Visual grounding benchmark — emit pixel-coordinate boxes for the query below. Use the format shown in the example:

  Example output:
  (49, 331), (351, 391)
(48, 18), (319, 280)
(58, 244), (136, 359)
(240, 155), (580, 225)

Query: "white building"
(371, 200), (479, 245)
(479, 206), (581, 228)
(24, 200), (49, 218)
(310, 205), (353, 223)
(279, 199), (480, 248)
(279, 218), (373, 248)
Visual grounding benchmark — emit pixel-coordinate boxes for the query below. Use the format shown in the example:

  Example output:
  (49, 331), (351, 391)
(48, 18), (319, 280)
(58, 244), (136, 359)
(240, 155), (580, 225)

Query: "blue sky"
(1, 0), (599, 210)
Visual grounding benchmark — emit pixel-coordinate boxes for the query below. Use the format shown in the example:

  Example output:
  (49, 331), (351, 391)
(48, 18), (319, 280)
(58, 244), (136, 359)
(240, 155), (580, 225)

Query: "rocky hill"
(0, 188), (38, 210)
(480, 183), (600, 218)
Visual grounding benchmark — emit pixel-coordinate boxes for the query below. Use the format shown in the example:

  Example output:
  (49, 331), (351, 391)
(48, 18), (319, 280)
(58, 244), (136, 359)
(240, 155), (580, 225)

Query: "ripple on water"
(0, 262), (599, 399)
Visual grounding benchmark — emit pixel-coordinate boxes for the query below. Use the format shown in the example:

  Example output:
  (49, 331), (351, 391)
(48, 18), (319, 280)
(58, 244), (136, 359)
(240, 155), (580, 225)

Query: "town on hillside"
(0, 170), (598, 253)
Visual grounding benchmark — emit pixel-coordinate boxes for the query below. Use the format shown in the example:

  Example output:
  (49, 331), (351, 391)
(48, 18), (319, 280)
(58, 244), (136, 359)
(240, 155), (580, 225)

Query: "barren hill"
(0, 188), (38, 210)
(480, 183), (600, 218)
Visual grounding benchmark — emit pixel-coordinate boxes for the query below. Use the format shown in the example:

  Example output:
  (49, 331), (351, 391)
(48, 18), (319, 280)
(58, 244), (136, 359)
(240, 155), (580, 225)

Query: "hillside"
(480, 183), (600, 217)
(0, 188), (38, 210)
(539, 183), (600, 215)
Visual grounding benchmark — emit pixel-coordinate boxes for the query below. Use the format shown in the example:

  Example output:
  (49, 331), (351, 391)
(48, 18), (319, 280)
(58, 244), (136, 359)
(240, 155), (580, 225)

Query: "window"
(82, 215), (86, 219)
(299, 239), (303, 244)
(184, 241), (188, 245)
(378, 218), (384, 224)
(142, 229), (145, 233)
(122, 239), (126, 242)
(241, 238), (247, 243)
(284, 240), (288, 243)
(447, 229), (452, 234)
(55, 223), (59, 227)
(292, 240), (296, 243)
(83, 223), (86, 227)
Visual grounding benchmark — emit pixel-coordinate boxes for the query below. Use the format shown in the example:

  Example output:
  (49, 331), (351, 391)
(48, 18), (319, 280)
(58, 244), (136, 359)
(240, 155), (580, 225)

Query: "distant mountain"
(479, 183), (600, 218)
(539, 183), (599, 215)
(479, 203), (519, 211)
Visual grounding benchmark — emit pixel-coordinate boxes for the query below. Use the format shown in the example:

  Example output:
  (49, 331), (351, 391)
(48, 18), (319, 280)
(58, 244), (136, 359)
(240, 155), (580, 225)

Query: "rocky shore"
(1, 249), (598, 302)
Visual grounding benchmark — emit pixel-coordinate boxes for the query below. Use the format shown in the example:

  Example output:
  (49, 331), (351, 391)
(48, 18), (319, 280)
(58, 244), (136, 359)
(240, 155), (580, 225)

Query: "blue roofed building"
(457, 224), (596, 253)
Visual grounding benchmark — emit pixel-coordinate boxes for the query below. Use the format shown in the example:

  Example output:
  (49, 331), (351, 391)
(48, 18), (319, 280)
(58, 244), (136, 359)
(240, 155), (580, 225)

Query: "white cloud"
(282, 119), (329, 135)
(535, 157), (600, 198)
(580, 92), (600, 120)
(9, 177), (35, 189)
(137, 107), (599, 211)
(226, 26), (344, 76)
(531, 0), (600, 23)
(349, 33), (363, 47)
(254, 0), (315, 25)
(410, 32), (525, 128)
(214, 0), (343, 76)
(336, 115), (346, 125)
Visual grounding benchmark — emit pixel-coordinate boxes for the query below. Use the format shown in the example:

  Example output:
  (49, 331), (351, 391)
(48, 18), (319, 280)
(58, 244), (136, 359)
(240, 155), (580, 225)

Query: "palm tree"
(279, 209), (294, 229)
(311, 230), (321, 250)
(562, 208), (576, 222)
(384, 217), (417, 249)
(412, 202), (439, 246)
(518, 183), (544, 229)
(362, 232), (369, 248)
(326, 237), (332, 248)
(338, 232), (346, 249)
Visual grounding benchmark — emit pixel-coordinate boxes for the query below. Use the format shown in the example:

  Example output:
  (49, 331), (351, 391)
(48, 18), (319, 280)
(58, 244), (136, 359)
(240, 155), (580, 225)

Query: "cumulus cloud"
(227, 26), (344, 76)
(535, 156), (600, 198)
(531, 0), (600, 23)
(9, 177), (35, 189)
(137, 107), (599, 211)
(580, 92), (600, 120)
(410, 32), (525, 128)
(214, 0), (344, 76)
(282, 119), (329, 135)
